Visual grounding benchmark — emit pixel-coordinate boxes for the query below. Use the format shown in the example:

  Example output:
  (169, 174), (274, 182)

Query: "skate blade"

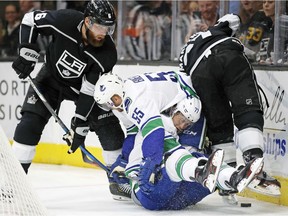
(247, 180), (281, 197)
(221, 194), (238, 205)
(205, 150), (224, 193)
(112, 195), (131, 201)
(237, 158), (264, 193)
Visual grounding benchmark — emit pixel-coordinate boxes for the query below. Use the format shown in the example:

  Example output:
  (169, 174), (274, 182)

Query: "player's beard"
(87, 30), (105, 47)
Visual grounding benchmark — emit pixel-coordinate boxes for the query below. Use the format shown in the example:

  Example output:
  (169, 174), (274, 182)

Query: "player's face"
(172, 112), (192, 133)
(109, 95), (123, 112)
(84, 17), (115, 47)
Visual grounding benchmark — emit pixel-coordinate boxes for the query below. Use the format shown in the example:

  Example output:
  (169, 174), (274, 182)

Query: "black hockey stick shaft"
(27, 75), (109, 173)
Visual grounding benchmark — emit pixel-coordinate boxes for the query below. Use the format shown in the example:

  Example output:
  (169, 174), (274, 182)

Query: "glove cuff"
(75, 126), (89, 137)
(71, 116), (89, 137)
(19, 43), (40, 62)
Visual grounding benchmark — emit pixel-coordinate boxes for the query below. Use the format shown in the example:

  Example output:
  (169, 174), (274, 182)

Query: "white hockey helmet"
(94, 73), (124, 109)
(173, 97), (202, 123)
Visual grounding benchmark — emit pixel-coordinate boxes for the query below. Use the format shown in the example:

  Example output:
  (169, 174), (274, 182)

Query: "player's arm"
(63, 75), (95, 154)
(126, 100), (165, 164)
(126, 101), (165, 194)
(12, 10), (55, 79)
(20, 10), (57, 44)
(66, 42), (117, 153)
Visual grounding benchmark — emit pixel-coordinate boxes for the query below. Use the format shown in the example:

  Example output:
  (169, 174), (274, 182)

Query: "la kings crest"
(56, 50), (87, 78)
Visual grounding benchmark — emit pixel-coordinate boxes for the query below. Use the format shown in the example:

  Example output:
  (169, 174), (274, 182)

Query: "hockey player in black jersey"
(179, 14), (280, 198)
(11, 0), (131, 200)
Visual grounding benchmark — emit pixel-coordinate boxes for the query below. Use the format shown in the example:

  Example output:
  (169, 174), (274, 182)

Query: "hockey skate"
(247, 170), (281, 196)
(109, 182), (132, 201)
(225, 157), (264, 193)
(107, 171), (132, 201)
(195, 149), (224, 193)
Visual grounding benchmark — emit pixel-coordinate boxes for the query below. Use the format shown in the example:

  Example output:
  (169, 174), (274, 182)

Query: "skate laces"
(118, 183), (132, 195)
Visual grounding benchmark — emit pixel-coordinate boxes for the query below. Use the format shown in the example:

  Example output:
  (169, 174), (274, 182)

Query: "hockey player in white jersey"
(93, 72), (264, 210)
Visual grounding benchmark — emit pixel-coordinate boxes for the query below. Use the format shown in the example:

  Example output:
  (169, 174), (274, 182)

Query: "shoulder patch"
(124, 97), (132, 114)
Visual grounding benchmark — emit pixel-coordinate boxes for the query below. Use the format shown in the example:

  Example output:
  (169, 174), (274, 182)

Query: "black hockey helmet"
(84, 0), (116, 27)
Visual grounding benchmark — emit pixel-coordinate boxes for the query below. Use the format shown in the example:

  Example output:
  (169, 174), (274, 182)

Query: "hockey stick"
(27, 75), (109, 173)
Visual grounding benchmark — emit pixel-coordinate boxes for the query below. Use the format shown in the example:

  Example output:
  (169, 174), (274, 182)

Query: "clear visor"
(177, 112), (193, 129)
(88, 17), (115, 35)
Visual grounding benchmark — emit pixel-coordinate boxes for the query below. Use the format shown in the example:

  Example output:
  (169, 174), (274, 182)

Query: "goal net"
(0, 125), (49, 216)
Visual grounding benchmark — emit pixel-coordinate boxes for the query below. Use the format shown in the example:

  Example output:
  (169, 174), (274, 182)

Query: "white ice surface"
(28, 163), (288, 216)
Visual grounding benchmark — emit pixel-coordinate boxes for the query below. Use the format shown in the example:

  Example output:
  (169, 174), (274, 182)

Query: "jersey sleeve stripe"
(141, 116), (164, 138)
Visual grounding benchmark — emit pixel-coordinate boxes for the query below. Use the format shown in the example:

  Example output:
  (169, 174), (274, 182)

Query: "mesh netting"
(0, 125), (49, 216)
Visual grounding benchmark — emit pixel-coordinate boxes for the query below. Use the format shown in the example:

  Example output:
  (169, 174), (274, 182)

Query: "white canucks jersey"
(120, 71), (196, 165)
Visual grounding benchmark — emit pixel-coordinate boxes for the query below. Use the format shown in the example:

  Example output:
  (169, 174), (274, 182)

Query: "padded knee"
(14, 112), (48, 145)
(234, 111), (264, 131)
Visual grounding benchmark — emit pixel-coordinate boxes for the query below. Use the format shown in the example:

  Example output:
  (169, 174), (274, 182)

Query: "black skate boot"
(194, 149), (224, 193)
(226, 157), (264, 193)
(109, 182), (132, 201)
(107, 172), (132, 201)
(247, 170), (281, 196)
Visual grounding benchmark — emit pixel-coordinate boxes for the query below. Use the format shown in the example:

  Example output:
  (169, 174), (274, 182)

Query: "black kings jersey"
(179, 18), (243, 77)
(21, 9), (117, 91)
(20, 9), (117, 120)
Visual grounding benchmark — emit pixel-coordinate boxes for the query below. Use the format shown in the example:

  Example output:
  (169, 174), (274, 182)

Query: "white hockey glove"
(12, 43), (40, 79)
(63, 117), (89, 154)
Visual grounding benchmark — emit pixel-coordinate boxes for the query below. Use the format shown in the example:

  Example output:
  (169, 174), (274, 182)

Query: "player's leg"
(131, 168), (180, 210)
(165, 148), (224, 193)
(13, 112), (48, 173)
(12, 84), (54, 173)
(166, 181), (210, 209)
(12, 67), (60, 173)
(224, 49), (280, 195)
(191, 56), (235, 163)
(88, 106), (130, 200)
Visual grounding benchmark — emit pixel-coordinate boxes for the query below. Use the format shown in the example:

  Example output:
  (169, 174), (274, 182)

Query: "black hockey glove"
(63, 117), (89, 154)
(12, 43), (40, 79)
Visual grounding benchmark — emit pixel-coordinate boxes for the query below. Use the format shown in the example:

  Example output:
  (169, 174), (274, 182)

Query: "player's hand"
(63, 117), (89, 154)
(138, 157), (160, 194)
(109, 155), (129, 184)
(12, 43), (40, 79)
